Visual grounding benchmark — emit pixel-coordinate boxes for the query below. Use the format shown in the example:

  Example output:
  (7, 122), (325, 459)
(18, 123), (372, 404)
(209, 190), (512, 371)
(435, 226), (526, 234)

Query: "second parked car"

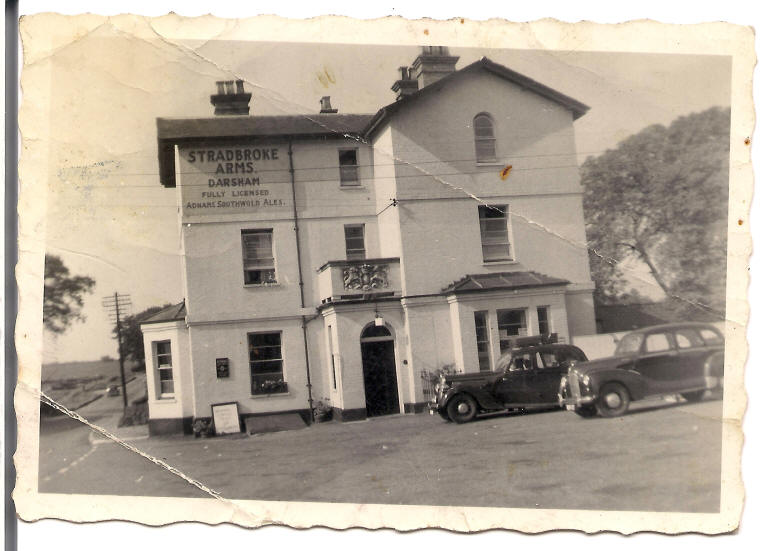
(558, 322), (724, 418)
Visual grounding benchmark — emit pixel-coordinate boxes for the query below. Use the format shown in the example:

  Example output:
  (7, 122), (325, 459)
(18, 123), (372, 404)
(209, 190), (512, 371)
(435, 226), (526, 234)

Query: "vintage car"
(559, 322), (724, 418)
(429, 335), (588, 423)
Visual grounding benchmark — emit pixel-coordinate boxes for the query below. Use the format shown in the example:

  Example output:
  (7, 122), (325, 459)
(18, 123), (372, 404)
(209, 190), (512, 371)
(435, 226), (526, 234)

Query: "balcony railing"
(317, 257), (401, 304)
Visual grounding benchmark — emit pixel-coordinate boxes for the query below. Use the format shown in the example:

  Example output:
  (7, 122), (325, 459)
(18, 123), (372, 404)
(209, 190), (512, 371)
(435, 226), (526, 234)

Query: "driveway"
(38, 395), (723, 512)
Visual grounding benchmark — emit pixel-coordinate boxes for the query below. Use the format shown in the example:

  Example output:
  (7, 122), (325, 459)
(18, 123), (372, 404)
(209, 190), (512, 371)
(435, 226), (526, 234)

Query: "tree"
(43, 254), (96, 334)
(581, 106), (730, 317)
(115, 304), (173, 370)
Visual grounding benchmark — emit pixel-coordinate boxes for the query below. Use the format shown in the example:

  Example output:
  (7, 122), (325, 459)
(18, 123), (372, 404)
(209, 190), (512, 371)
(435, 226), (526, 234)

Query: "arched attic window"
(473, 113), (497, 163)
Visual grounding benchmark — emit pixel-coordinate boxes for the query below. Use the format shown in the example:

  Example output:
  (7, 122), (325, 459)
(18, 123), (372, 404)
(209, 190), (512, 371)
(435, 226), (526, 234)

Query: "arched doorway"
(360, 324), (400, 417)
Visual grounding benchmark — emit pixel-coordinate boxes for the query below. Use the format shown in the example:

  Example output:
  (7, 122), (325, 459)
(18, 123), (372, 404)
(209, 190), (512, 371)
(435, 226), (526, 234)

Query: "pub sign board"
(177, 144), (291, 218)
(211, 401), (242, 435)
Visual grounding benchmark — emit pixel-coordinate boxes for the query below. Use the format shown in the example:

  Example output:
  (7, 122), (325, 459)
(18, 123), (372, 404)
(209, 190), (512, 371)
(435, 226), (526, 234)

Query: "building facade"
(142, 47), (596, 434)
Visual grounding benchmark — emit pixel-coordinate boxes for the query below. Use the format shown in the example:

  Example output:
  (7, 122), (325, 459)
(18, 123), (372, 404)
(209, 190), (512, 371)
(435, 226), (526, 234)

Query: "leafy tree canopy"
(115, 304), (173, 369)
(581, 106), (730, 317)
(43, 254), (96, 334)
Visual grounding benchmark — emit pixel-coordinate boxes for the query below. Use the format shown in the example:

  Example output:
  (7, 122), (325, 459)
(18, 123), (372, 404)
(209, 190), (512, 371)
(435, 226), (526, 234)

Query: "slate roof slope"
(157, 113), (374, 140)
(140, 302), (186, 325)
(442, 271), (569, 294)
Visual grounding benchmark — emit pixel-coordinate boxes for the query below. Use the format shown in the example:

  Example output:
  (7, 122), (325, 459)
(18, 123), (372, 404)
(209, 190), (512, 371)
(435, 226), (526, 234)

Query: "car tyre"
(446, 394), (478, 424)
(574, 405), (597, 418)
(681, 390), (706, 402)
(596, 383), (630, 418)
(438, 410), (453, 422)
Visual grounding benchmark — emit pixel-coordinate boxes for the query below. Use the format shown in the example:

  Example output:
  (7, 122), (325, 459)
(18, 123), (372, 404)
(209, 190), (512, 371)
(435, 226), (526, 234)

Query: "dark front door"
(361, 340), (400, 417)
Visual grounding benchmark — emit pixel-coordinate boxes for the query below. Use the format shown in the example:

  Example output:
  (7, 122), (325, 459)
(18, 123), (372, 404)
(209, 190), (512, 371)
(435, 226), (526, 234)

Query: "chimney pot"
(211, 80), (252, 116)
(319, 96), (338, 114)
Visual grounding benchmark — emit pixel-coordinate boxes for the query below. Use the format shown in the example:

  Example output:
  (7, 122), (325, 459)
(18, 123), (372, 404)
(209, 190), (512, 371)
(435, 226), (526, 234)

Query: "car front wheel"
(574, 405), (597, 418)
(446, 394), (478, 424)
(681, 390), (706, 402)
(596, 383), (630, 417)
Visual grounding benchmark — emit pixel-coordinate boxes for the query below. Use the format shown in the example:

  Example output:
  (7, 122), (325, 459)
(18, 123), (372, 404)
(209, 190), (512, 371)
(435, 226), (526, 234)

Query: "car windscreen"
(615, 333), (644, 356)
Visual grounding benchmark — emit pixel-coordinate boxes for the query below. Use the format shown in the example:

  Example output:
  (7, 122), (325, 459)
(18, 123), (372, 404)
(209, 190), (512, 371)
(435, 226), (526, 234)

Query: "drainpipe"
(288, 138), (315, 423)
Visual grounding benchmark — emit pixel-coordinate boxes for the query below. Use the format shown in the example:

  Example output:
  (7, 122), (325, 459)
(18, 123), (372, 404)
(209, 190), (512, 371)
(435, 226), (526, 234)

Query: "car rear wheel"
(574, 405), (597, 418)
(446, 394), (478, 424)
(681, 390), (706, 402)
(596, 383), (630, 418)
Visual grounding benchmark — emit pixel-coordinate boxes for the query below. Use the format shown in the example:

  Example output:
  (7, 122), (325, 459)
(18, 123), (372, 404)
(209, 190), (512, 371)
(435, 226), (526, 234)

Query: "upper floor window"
(474, 113), (496, 163)
(344, 224), (366, 260)
(339, 148), (359, 186)
(241, 229), (276, 285)
(478, 204), (512, 262)
(154, 340), (174, 398)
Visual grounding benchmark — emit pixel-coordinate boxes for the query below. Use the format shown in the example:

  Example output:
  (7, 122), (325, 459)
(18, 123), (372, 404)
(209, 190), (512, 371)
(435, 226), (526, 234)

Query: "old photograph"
(14, 14), (752, 533)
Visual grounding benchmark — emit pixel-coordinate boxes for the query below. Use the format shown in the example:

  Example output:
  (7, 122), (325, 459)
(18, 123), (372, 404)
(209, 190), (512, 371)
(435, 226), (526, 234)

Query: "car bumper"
(558, 374), (596, 409)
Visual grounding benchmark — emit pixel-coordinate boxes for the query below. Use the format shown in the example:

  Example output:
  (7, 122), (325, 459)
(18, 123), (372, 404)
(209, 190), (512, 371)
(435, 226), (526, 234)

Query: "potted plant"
(312, 398), (333, 423)
(192, 418), (213, 438)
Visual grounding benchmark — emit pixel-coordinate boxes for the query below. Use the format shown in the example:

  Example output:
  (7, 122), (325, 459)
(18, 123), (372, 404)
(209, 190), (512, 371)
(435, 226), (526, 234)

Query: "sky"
(26, 19), (732, 362)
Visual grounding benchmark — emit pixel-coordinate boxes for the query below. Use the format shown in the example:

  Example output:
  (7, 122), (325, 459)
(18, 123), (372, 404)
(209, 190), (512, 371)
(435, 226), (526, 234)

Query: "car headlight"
(560, 376), (567, 387)
(581, 374), (591, 386)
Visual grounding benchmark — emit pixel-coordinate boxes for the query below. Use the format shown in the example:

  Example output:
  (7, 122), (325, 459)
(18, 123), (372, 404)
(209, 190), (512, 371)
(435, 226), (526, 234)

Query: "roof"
(140, 302), (186, 325)
(157, 113), (374, 141)
(442, 271), (569, 294)
(364, 57), (590, 138)
(157, 56), (589, 186)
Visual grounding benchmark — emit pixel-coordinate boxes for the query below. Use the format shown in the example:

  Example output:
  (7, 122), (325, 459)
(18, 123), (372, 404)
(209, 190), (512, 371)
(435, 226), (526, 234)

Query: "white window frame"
(478, 204), (513, 262)
(537, 306), (551, 335)
(474, 113), (497, 163)
(241, 229), (276, 285)
(474, 311), (492, 372)
(154, 340), (174, 398)
(338, 148), (360, 186)
(344, 223), (366, 260)
(248, 331), (287, 395)
(497, 308), (528, 353)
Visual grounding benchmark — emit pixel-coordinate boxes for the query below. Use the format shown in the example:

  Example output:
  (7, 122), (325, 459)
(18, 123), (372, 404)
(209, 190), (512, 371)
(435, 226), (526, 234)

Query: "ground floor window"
(474, 311), (491, 371)
(537, 306), (550, 335)
(497, 308), (527, 353)
(154, 340), (174, 397)
(248, 332), (287, 395)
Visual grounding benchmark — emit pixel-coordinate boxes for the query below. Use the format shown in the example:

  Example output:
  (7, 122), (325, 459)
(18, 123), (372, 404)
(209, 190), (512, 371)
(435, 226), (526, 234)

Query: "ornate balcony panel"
(317, 258), (401, 304)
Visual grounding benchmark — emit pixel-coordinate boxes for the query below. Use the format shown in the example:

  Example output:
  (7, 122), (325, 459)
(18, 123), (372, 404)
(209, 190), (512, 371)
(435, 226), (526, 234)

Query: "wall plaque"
(216, 358), (230, 378)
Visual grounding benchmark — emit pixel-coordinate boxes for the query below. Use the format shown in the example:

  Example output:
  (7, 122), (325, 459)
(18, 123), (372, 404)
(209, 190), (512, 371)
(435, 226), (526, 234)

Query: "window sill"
(339, 184), (366, 190)
(155, 397), (177, 403)
(483, 260), (518, 266)
(476, 161), (504, 167)
(250, 392), (291, 399)
(244, 283), (281, 288)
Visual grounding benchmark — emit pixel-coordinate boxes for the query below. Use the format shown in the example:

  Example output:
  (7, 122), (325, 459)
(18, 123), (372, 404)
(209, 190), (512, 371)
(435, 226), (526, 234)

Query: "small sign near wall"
(211, 401), (241, 435)
(216, 358), (230, 378)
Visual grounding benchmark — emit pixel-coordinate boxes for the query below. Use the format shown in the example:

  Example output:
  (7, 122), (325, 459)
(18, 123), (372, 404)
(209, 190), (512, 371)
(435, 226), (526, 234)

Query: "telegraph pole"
(102, 292), (131, 410)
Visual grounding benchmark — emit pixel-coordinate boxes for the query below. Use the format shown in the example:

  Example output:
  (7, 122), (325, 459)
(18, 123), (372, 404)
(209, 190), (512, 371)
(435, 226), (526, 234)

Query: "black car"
(429, 335), (588, 423)
(558, 322), (724, 418)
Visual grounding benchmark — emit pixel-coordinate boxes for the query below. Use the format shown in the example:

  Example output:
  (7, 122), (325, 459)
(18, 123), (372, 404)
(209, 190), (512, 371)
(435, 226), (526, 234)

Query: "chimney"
(319, 96), (338, 114)
(409, 46), (459, 89)
(391, 66), (419, 100)
(210, 79), (252, 116)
